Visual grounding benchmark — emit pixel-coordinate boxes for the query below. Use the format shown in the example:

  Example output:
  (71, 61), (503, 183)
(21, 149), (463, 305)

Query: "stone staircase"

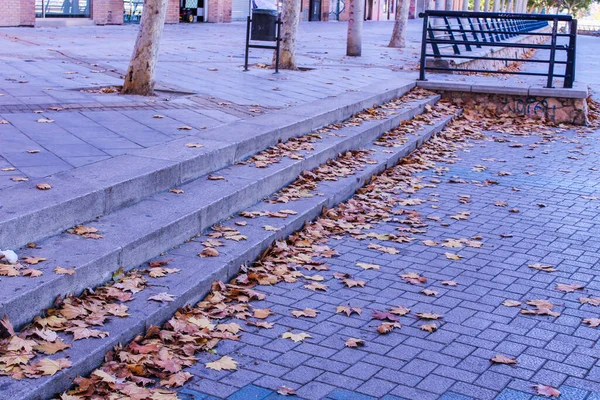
(0, 82), (461, 400)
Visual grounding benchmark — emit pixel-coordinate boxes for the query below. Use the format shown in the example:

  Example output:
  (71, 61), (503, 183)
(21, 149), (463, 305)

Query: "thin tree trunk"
(273, 0), (301, 69)
(122, 0), (168, 95)
(445, 0), (453, 12)
(388, 0), (410, 47)
(473, 0), (480, 11)
(483, 0), (490, 11)
(347, 0), (364, 56)
(462, 0), (469, 11)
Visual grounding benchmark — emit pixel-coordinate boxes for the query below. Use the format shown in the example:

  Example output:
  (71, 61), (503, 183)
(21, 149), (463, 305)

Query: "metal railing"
(418, 11), (578, 88)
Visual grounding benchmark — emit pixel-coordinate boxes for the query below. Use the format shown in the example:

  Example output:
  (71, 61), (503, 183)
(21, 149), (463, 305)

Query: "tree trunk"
(473, 0), (480, 11)
(346, 0), (364, 56)
(445, 0), (453, 12)
(122, 0), (168, 96)
(483, 0), (490, 11)
(388, 0), (410, 47)
(462, 0), (469, 11)
(273, 0), (301, 69)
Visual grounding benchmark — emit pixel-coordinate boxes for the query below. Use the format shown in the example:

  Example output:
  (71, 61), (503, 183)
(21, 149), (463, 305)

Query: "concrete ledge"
(416, 80), (589, 99)
(0, 101), (459, 400)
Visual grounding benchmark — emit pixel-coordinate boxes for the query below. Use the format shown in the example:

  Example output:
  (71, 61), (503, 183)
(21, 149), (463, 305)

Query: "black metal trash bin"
(251, 9), (278, 41)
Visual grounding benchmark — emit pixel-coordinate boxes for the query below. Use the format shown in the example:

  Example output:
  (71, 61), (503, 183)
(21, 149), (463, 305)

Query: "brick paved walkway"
(176, 120), (600, 399)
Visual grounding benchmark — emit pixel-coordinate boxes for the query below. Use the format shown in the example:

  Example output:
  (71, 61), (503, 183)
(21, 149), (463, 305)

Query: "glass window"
(36, 0), (91, 18)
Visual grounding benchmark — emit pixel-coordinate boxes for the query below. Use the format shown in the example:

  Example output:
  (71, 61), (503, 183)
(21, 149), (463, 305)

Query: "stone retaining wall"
(440, 90), (589, 125)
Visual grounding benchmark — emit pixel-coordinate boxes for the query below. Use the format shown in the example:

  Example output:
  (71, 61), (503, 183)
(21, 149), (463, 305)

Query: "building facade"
(0, 0), (417, 27)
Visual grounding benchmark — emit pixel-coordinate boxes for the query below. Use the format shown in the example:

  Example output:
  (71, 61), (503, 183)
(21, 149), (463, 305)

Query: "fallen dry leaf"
(503, 300), (521, 307)
(533, 384), (560, 397)
(281, 332), (311, 342)
(421, 289), (438, 296)
(336, 305), (362, 317)
(54, 266), (75, 275)
(491, 354), (518, 365)
(583, 318), (600, 327)
(291, 308), (318, 318)
(205, 356), (238, 371)
(441, 281), (458, 286)
(356, 262), (380, 270)
(36, 183), (52, 190)
(420, 323), (438, 333)
(529, 263), (556, 272)
(170, 189), (184, 194)
(345, 337), (365, 347)
(445, 253), (461, 260)
(23, 257), (47, 265)
(555, 283), (584, 293)
(148, 292), (175, 302)
(377, 322), (401, 334)
(277, 386), (296, 396)
(253, 308), (273, 319)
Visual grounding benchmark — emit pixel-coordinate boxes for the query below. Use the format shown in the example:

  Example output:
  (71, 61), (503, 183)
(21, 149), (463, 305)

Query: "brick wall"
(165, 0), (180, 23)
(93, 0), (124, 25)
(0, 0), (35, 27)
(207, 0), (232, 23)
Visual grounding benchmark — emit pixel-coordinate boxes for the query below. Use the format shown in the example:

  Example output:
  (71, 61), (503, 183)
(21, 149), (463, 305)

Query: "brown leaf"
(33, 338), (71, 355)
(22, 268), (43, 277)
(377, 322), (401, 334)
(161, 371), (193, 388)
(529, 263), (556, 272)
(416, 312), (442, 320)
(421, 289), (438, 296)
(291, 308), (318, 318)
(33, 358), (71, 375)
(199, 248), (219, 257)
(246, 320), (274, 329)
(389, 306), (410, 316)
(36, 183), (52, 190)
(420, 323), (438, 333)
(205, 356), (238, 371)
(345, 337), (365, 348)
(11, 177), (29, 182)
(533, 384), (560, 397)
(277, 386), (296, 396)
(583, 318), (600, 327)
(368, 243), (399, 254)
(503, 300), (522, 307)
(336, 305), (362, 317)
(23, 256), (47, 265)
(445, 252), (461, 260)
(208, 175), (225, 180)
(66, 326), (109, 340)
(372, 310), (399, 322)
(441, 281), (458, 286)
(580, 297), (600, 307)
(253, 308), (273, 319)
(281, 332), (311, 342)
(343, 279), (366, 288)
(54, 266), (75, 275)
(356, 262), (380, 270)
(491, 354), (518, 365)
(555, 283), (584, 293)
(400, 272), (427, 285)
(304, 282), (328, 291)
(422, 240), (438, 246)
(170, 189), (184, 194)
(148, 292), (175, 302)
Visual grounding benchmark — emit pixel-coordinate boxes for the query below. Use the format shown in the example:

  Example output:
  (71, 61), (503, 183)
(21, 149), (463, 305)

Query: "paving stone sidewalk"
(175, 123), (600, 399)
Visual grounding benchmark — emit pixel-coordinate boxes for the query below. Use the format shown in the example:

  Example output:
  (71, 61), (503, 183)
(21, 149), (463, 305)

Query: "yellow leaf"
(205, 356), (238, 371)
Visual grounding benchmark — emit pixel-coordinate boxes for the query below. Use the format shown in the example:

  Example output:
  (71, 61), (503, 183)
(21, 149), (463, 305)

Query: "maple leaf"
(491, 354), (518, 365)
(148, 259), (173, 268)
(304, 282), (327, 291)
(343, 279), (366, 288)
(23, 256), (47, 265)
(253, 308), (273, 319)
(503, 300), (521, 307)
(66, 326), (109, 340)
(33, 358), (71, 375)
(277, 386), (297, 396)
(416, 312), (442, 320)
(442, 239), (463, 248)
(422, 240), (438, 246)
(1, 315), (15, 337)
(421, 289), (438, 296)
(281, 332), (311, 342)
(34, 338), (71, 355)
(441, 280), (458, 286)
(336, 305), (362, 317)
(580, 297), (600, 307)
(583, 318), (600, 327)
(291, 308), (318, 318)
(22, 268), (43, 277)
(555, 283), (584, 293)
(36, 183), (52, 190)
(161, 371), (193, 388)
(92, 369), (116, 383)
(368, 243), (399, 254)
(400, 272), (427, 285)
(389, 306), (410, 316)
(377, 322), (401, 334)
(533, 384), (560, 397)
(246, 320), (274, 329)
(345, 337), (365, 347)
(372, 310), (399, 322)
(529, 263), (556, 272)
(54, 266), (75, 275)
(148, 292), (175, 302)
(263, 225), (280, 231)
(0, 264), (20, 276)
(356, 262), (380, 270)
(199, 248), (219, 257)
(445, 252), (461, 260)
(170, 189), (184, 194)
(206, 356), (238, 371)
(420, 323), (438, 333)
(8, 336), (37, 352)
(216, 323), (243, 334)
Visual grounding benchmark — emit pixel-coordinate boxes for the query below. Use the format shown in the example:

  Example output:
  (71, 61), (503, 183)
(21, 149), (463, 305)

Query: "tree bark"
(473, 0), (480, 11)
(388, 0), (410, 47)
(122, 0), (168, 96)
(445, 0), (453, 12)
(483, 0), (490, 11)
(273, 0), (301, 69)
(346, 0), (364, 56)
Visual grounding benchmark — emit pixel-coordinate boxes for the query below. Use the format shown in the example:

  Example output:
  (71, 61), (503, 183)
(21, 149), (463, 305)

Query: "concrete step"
(0, 81), (416, 251)
(0, 98), (461, 400)
(1, 92), (439, 332)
